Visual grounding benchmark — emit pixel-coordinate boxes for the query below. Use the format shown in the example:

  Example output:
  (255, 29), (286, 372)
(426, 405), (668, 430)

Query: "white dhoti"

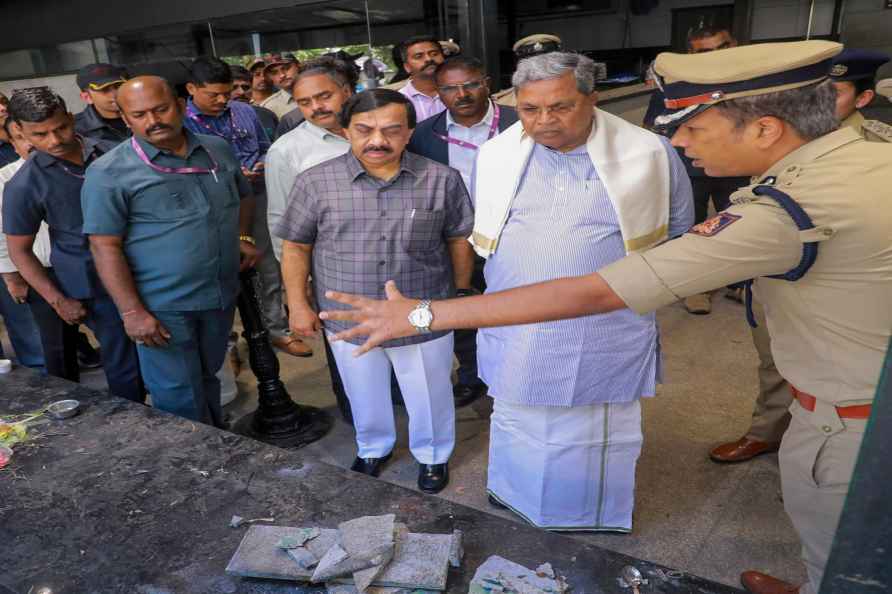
(487, 398), (642, 532)
(327, 332), (456, 465)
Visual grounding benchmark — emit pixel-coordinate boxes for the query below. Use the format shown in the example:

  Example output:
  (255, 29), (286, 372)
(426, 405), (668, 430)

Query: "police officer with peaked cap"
(492, 34), (562, 106)
(829, 48), (892, 142)
(317, 39), (892, 594)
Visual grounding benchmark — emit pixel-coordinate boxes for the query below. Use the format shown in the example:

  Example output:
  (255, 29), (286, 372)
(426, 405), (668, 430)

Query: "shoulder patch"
(862, 119), (892, 143)
(688, 212), (742, 237)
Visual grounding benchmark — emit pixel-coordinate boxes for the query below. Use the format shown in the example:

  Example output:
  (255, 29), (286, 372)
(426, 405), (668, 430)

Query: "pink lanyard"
(130, 136), (220, 182)
(434, 103), (501, 151)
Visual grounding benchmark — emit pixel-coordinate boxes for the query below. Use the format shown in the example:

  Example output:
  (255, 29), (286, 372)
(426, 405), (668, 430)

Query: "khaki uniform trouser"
(780, 402), (866, 594)
(746, 300), (793, 443)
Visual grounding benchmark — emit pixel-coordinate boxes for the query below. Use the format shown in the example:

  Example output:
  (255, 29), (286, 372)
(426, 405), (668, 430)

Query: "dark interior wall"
(0, 0), (303, 52)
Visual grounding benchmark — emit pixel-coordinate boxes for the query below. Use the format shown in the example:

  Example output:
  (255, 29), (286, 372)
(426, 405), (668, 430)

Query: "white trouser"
(488, 398), (642, 531)
(327, 332), (456, 465)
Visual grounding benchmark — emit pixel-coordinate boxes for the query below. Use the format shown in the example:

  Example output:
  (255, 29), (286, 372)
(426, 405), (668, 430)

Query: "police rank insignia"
(688, 212), (742, 237)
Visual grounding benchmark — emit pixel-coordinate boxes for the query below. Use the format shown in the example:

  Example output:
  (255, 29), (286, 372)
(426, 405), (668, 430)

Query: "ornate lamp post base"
(231, 268), (332, 448)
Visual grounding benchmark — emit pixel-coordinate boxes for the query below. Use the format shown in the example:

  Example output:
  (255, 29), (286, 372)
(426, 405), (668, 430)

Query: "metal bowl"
(46, 399), (81, 420)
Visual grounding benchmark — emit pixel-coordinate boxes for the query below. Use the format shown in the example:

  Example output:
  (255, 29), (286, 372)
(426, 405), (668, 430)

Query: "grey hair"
(714, 80), (838, 141)
(512, 52), (596, 95)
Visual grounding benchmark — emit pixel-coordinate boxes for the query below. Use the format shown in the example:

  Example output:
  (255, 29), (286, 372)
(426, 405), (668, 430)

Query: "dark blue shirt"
(2, 137), (116, 299)
(74, 105), (131, 144)
(0, 141), (18, 168)
(183, 100), (270, 171)
(80, 130), (250, 312)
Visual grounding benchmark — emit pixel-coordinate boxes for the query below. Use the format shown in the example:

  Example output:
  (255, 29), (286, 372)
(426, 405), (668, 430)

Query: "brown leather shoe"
(740, 571), (799, 593)
(709, 437), (779, 463)
(271, 335), (314, 358)
(684, 293), (711, 314)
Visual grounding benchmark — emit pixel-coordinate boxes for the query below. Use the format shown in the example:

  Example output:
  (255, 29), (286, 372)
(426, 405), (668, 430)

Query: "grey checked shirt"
(275, 150), (474, 347)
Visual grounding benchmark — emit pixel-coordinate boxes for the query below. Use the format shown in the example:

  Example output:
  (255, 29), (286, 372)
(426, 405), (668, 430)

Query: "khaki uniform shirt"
(842, 111), (892, 143)
(492, 87), (517, 107)
(259, 88), (298, 119)
(599, 128), (892, 406)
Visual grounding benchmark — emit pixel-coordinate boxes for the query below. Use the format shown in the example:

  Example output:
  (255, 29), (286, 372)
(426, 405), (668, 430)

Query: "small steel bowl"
(46, 399), (81, 420)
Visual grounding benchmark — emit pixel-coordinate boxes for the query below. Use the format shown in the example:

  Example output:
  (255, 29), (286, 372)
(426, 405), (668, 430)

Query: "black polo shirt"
(2, 137), (116, 299)
(75, 105), (130, 144)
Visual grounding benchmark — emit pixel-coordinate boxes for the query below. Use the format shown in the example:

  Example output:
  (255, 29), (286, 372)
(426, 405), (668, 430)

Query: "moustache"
(312, 110), (334, 119)
(146, 124), (172, 134)
(454, 97), (475, 107)
(422, 61), (438, 70)
(363, 145), (392, 154)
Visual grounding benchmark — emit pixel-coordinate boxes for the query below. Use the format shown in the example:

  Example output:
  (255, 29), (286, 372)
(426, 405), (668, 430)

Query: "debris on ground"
(468, 556), (569, 594)
(226, 515), (456, 591)
(229, 515), (275, 528)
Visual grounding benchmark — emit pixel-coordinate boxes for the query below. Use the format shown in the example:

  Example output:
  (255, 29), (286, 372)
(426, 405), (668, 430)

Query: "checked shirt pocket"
(402, 208), (444, 253)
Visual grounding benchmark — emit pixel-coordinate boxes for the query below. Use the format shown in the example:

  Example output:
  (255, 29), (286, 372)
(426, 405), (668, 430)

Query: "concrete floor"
(0, 293), (806, 588)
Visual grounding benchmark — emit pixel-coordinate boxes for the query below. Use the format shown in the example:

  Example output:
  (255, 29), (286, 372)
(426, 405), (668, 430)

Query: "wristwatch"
(408, 299), (434, 334)
(239, 235), (256, 245)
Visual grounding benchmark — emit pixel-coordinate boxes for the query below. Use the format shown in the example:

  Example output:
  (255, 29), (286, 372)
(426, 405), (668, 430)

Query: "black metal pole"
(232, 267), (332, 448)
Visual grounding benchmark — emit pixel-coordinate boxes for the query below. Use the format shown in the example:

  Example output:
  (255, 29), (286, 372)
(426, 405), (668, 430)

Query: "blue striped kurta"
(477, 136), (694, 407)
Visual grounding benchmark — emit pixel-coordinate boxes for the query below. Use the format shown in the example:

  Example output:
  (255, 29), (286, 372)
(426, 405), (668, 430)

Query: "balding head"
(117, 75), (186, 147)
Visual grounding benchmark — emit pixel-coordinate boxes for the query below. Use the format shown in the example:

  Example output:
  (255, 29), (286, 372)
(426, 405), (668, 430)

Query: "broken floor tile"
(287, 546), (319, 571)
(277, 527), (322, 549)
(469, 556), (569, 594)
(338, 514), (396, 563)
(448, 530), (463, 568)
(354, 563), (386, 593)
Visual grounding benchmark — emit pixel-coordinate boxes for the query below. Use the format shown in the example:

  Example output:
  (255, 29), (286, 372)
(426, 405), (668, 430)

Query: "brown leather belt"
(791, 386), (872, 420)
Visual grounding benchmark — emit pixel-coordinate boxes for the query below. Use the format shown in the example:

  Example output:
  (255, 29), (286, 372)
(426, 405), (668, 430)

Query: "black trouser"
(453, 255), (487, 387)
(27, 279), (144, 403)
(27, 289), (80, 382)
(691, 176), (749, 224)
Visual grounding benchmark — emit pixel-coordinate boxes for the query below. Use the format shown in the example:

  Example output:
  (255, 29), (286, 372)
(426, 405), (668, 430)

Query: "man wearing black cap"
(248, 57), (275, 105)
(829, 48), (891, 142)
(259, 53), (301, 119)
(74, 63), (130, 144)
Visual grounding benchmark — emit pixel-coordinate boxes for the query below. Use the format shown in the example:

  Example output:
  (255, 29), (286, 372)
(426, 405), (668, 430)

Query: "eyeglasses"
(437, 79), (487, 95)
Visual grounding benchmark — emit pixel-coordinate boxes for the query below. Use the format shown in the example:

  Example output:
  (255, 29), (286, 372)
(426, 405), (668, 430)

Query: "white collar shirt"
(264, 120), (350, 260)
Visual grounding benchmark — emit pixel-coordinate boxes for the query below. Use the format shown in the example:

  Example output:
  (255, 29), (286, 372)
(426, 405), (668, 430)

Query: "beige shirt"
(259, 88), (298, 119)
(599, 128), (892, 405)
(842, 110), (892, 143)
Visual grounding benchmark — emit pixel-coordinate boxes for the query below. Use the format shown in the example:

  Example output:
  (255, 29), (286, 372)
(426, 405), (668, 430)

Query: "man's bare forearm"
(281, 240), (314, 310)
(89, 238), (146, 314)
(430, 273), (627, 331)
(447, 238), (474, 290)
(7, 237), (66, 305)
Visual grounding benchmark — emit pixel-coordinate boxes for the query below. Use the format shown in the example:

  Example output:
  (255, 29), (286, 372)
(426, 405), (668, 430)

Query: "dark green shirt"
(81, 130), (250, 311)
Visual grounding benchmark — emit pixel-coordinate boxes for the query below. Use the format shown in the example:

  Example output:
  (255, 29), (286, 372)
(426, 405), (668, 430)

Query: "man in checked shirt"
(275, 89), (475, 494)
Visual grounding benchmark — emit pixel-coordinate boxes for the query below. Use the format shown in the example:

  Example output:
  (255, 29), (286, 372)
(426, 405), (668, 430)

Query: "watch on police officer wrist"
(239, 235), (256, 246)
(408, 299), (434, 334)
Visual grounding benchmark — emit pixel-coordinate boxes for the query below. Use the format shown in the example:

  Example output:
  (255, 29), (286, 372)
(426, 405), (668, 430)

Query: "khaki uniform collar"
(759, 127), (863, 181)
(841, 110), (865, 133)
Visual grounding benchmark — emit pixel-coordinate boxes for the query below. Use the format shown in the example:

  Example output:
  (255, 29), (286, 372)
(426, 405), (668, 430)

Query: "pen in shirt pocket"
(410, 208), (416, 219)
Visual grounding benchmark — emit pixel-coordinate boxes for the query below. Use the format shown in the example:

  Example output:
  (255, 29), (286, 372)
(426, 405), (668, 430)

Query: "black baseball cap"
(76, 63), (128, 91)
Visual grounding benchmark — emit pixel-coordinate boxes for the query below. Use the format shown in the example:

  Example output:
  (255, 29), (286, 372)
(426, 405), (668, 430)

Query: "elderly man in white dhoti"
(469, 52), (693, 531)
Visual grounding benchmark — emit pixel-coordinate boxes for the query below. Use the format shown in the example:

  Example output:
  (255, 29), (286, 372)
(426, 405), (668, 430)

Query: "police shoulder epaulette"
(862, 119), (892, 143)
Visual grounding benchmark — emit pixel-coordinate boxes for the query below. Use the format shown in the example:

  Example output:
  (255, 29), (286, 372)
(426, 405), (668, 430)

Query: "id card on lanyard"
(433, 103), (501, 151)
(130, 136), (220, 183)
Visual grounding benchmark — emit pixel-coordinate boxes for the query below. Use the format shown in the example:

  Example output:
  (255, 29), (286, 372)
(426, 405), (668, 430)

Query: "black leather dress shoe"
(350, 453), (392, 477)
(418, 463), (449, 493)
(453, 383), (487, 407)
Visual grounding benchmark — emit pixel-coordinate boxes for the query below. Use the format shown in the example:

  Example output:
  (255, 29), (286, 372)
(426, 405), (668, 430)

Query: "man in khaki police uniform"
(877, 77), (892, 101)
(491, 34), (562, 107)
(829, 48), (891, 143)
(318, 40), (892, 594)
(710, 46), (892, 466)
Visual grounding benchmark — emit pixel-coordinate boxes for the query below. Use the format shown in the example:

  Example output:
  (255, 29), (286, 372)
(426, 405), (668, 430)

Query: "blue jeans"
(136, 307), (235, 427)
(82, 294), (144, 403)
(0, 280), (45, 371)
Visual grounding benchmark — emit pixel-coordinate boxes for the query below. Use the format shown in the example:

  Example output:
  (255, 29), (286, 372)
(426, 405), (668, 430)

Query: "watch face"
(409, 307), (433, 328)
